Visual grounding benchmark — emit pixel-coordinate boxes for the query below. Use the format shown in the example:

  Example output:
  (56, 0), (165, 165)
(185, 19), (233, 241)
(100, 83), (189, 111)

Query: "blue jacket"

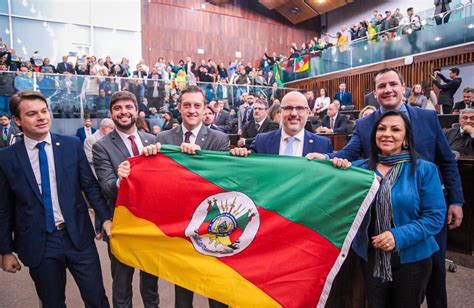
(250, 128), (333, 155)
(76, 126), (97, 144)
(352, 159), (446, 264)
(330, 104), (464, 205)
(334, 91), (353, 106)
(0, 134), (110, 267)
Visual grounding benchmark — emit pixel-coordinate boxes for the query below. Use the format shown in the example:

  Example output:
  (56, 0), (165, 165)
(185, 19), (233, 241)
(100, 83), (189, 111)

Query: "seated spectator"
(364, 90), (379, 108)
(0, 112), (20, 148)
(268, 101), (281, 124)
(334, 83), (354, 110)
(136, 110), (151, 133)
(359, 105), (377, 118)
(314, 88), (331, 116)
(453, 87), (473, 113)
(239, 99), (279, 149)
(162, 111), (174, 131)
(210, 100), (231, 133)
(445, 108), (474, 155)
(316, 102), (349, 134)
(407, 84), (428, 108)
(14, 66), (33, 91)
(228, 107), (239, 134)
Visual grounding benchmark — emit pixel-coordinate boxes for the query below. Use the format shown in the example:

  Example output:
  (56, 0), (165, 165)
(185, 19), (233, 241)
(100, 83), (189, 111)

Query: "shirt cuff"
(449, 203), (463, 207)
(324, 154), (331, 160)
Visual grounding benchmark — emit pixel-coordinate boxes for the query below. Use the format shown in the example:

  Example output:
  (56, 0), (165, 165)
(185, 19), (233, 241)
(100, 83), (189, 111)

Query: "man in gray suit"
(118, 85), (229, 308)
(92, 91), (159, 308)
(0, 113), (20, 148)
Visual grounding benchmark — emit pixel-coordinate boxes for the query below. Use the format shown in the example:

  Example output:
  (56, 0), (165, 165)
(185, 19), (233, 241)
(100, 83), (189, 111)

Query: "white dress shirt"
(116, 128), (144, 157)
(24, 133), (65, 226)
(182, 123), (203, 145)
(85, 127), (92, 138)
(279, 128), (305, 157)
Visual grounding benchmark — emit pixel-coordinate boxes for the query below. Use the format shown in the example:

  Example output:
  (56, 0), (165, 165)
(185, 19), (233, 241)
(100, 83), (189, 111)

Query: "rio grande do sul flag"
(111, 145), (378, 307)
(294, 55), (310, 73)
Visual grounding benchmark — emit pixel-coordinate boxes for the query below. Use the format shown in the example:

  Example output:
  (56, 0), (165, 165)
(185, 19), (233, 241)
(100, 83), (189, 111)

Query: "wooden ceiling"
(259, 0), (354, 24)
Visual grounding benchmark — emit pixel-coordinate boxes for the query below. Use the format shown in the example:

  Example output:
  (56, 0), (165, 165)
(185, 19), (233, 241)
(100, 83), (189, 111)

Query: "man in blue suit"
(76, 117), (97, 144)
(0, 90), (112, 307)
(231, 91), (333, 157)
(311, 68), (464, 308)
(334, 83), (353, 110)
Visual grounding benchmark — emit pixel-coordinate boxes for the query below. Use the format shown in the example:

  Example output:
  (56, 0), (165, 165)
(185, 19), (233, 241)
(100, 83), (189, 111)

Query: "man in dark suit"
(432, 67), (462, 114)
(75, 117), (97, 144)
(93, 91), (159, 308)
(238, 99), (279, 149)
(311, 68), (464, 308)
(333, 83), (353, 110)
(231, 91), (333, 157)
(56, 55), (74, 74)
(0, 90), (111, 307)
(452, 87), (473, 113)
(210, 100), (231, 133)
(445, 108), (474, 155)
(118, 85), (229, 308)
(364, 90), (380, 108)
(203, 105), (220, 131)
(0, 113), (20, 147)
(316, 102), (349, 134)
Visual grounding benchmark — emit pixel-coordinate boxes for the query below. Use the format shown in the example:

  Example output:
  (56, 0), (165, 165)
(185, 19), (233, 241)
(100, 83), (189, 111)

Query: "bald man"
(84, 118), (115, 176)
(231, 91), (333, 156)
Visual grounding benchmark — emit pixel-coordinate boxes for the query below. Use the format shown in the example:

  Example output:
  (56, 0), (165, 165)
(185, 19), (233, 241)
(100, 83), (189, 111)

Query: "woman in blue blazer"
(352, 110), (446, 307)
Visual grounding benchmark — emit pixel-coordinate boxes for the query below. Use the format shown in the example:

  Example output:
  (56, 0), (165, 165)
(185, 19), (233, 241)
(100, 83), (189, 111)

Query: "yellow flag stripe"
(110, 206), (280, 307)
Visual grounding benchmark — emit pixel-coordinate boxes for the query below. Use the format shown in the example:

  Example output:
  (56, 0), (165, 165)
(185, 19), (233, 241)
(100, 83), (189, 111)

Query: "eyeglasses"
(281, 106), (309, 113)
(461, 116), (474, 121)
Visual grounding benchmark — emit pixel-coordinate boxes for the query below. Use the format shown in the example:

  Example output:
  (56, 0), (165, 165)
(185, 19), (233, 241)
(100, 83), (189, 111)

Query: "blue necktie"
(2, 127), (7, 141)
(36, 142), (55, 233)
(284, 136), (296, 156)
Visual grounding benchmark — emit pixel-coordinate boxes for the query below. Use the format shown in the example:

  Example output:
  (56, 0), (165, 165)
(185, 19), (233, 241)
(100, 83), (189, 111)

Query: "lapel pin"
(145, 140), (149, 144)
(56, 142), (60, 146)
(201, 138), (205, 141)
(309, 139), (314, 144)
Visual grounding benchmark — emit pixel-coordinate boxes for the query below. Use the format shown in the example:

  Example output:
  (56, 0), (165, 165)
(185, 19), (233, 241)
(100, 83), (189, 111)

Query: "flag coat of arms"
(294, 55), (310, 73)
(111, 145), (378, 307)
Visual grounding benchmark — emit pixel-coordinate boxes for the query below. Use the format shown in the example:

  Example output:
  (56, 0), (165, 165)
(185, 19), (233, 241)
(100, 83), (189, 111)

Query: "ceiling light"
(290, 6), (300, 14)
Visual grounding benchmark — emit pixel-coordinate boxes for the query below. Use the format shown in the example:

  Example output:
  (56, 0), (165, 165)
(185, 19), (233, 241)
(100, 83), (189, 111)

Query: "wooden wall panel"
(142, 0), (316, 66)
(286, 44), (474, 110)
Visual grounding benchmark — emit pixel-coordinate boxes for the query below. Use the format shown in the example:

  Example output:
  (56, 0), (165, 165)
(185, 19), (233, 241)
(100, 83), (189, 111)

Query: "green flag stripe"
(158, 145), (375, 248)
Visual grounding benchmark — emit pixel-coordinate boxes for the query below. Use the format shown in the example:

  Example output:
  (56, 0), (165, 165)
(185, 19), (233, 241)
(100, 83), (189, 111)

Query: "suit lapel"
(269, 129), (281, 155)
(138, 131), (152, 147)
(173, 126), (184, 145)
(50, 134), (64, 201)
(302, 130), (314, 156)
(110, 130), (131, 159)
(15, 141), (42, 203)
(195, 125), (209, 148)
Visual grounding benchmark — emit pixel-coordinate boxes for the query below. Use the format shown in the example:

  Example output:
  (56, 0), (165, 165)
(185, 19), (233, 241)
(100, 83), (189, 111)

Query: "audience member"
(75, 117), (96, 144)
(203, 105), (219, 130)
(316, 102), (349, 134)
(0, 63), (15, 115)
(452, 87), (473, 113)
(445, 108), (474, 155)
(210, 100), (231, 133)
(314, 88), (331, 115)
(359, 105), (377, 118)
(83, 118), (115, 176)
(407, 84), (428, 108)
(334, 83), (354, 110)
(435, 0), (452, 25)
(431, 67), (462, 114)
(364, 90), (380, 108)
(239, 99), (279, 149)
(0, 112), (20, 147)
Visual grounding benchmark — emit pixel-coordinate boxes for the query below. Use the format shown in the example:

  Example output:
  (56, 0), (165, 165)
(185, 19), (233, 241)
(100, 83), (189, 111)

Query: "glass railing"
(283, 2), (474, 83)
(0, 71), (298, 135)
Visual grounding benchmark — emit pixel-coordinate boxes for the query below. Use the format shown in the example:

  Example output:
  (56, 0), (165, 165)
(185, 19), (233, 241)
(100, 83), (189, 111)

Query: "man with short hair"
(445, 108), (474, 155)
(238, 93), (255, 131)
(453, 87), (473, 112)
(211, 100), (231, 133)
(310, 68), (464, 308)
(203, 105), (220, 130)
(239, 99), (279, 149)
(432, 67), (462, 114)
(76, 117), (97, 144)
(93, 91), (159, 308)
(14, 66), (33, 91)
(0, 63), (15, 116)
(118, 85), (229, 308)
(57, 55), (74, 74)
(84, 118), (115, 175)
(333, 83), (353, 110)
(231, 91), (333, 157)
(0, 112), (20, 148)
(0, 90), (111, 307)
(304, 90), (315, 111)
(316, 102), (349, 134)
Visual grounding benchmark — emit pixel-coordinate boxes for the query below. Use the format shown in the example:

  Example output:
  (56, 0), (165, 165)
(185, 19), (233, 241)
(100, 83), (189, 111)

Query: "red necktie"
(128, 135), (140, 156)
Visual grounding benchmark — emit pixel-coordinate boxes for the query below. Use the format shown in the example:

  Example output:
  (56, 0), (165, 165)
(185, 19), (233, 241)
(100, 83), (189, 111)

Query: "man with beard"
(92, 91), (159, 308)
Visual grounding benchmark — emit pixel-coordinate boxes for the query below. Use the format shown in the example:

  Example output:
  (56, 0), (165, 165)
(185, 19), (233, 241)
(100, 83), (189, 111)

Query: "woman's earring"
(403, 141), (408, 149)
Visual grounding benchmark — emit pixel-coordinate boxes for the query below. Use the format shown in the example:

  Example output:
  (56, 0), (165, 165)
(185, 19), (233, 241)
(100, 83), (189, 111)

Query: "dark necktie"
(255, 123), (261, 131)
(330, 118), (335, 129)
(128, 135), (140, 156)
(36, 142), (55, 233)
(184, 131), (193, 143)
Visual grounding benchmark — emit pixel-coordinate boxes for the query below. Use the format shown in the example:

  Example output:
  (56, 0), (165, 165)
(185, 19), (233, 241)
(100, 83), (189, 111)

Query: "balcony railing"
(282, 2), (474, 83)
